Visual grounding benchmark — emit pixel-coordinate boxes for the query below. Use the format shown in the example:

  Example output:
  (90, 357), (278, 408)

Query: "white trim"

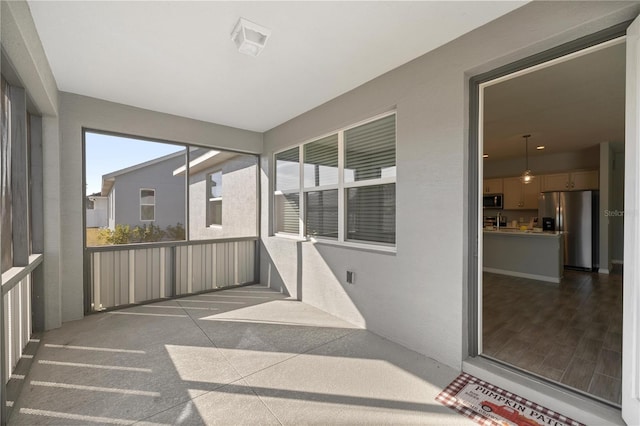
(338, 130), (345, 243)
(302, 184), (339, 192)
(160, 247), (165, 298)
(481, 36), (625, 90)
(482, 267), (561, 284)
(274, 189), (299, 196)
(139, 188), (156, 222)
(343, 176), (396, 189)
(298, 145), (304, 237)
(128, 250), (135, 304)
(234, 242), (239, 285)
(273, 232), (306, 241)
(309, 237), (396, 254)
(206, 170), (222, 227)
(187, 245), (193, 294)
(623, 17), (640, 424)
(94, 253), (101, 310)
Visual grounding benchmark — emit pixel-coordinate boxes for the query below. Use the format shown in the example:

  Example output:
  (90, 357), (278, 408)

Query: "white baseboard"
(482, 267), (561, 283)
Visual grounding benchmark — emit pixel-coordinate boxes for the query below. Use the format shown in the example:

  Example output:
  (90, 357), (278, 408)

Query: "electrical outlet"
(346, 271), (355, 284)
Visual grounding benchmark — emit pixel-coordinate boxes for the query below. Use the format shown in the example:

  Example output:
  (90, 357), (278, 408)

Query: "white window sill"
(207, 224), (222, 229)
(273, 232), (306, 241)
(309, 237), (396, 254)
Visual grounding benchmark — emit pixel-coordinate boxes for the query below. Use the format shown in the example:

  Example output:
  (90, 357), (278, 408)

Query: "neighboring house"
(85, 192), (108, 228)
(173, 150), (258, 240)
(101, 151), (186, 230)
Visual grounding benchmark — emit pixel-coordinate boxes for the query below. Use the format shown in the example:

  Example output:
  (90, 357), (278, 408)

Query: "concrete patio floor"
(8, 284), (472, 425)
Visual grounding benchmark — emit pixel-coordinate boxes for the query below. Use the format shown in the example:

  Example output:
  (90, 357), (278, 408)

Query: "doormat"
(436, 373), (585, 426)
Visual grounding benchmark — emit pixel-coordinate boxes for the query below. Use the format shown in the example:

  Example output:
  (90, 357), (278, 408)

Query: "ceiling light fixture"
(520, 134), (535, 184)
(536, 145), (545, 150)
(231, 18), (271, 57)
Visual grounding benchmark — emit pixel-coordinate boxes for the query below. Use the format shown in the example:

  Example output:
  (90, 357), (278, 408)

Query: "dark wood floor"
(483, 269), (623, 405)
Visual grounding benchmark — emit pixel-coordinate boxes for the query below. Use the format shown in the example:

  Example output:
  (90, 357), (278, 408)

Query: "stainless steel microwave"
(483, 194), (503, 209)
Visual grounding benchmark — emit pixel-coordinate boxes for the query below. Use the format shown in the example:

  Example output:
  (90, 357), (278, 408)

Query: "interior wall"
(600, 142), (612, 273)
(260, 1), (640, 369)
(58, 93), (263, 322)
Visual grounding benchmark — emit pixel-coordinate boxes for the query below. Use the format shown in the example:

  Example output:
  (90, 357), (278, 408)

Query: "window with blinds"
(275, 147), (300, 234)
(303, 134), (338, 239)
(344, 114), (396, 245)
(345, 114), (396, 182)
(273, 112), (396, 247)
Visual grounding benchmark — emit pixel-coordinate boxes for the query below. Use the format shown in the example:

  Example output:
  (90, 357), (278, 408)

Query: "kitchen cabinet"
(503, 177), (540, 209)
(570, 170), (599, 190)
(483, 178), (503, 194)
(542, 170), (599, 191)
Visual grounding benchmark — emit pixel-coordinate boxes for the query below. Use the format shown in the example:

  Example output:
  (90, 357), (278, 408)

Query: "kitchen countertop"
(483, 228), (561, 237)
(483, 228), (564, 283)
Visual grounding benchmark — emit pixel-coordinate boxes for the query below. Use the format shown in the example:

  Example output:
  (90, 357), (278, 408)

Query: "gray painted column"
(42, 116), (62, 330)
(30, 115), (45, 331)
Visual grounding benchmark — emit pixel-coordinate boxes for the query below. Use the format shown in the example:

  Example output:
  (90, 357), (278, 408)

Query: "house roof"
(26, 1), (526, 132)
(172, 150), (239, 176)
(101, 151), (185, 196)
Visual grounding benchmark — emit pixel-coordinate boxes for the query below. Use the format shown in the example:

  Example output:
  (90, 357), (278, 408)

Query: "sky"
(85, 132), (184, 196)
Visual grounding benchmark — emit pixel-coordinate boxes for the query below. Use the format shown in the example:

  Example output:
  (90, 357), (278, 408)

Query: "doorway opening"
(474, 37), (625, 405)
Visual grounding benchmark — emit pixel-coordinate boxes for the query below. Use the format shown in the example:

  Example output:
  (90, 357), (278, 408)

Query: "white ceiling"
(483, 41), (626, 161)
(27, 1), (526, 132)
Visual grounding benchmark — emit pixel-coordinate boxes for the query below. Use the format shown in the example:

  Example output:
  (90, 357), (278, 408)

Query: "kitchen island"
(483, 229), (563, 283)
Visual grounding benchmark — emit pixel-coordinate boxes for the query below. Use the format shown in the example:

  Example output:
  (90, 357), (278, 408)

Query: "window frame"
(206, 170), (223, 227)
(139, 188), (156, 222)
(273, 111), (397, 251)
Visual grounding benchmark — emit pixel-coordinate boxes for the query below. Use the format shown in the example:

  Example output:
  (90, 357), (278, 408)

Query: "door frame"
(467, 20), (630, 398)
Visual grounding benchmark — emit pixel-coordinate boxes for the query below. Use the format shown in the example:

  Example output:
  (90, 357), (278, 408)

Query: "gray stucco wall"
(189, 155), (259, 240)
(59, 93), (263, 323)
(260, 1), (640, 370)
(111, 155), (186, 230)
(2, 1), (62, 330)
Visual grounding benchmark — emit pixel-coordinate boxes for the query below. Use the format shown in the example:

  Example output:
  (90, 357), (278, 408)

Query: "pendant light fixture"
(520, 134), (535, 184)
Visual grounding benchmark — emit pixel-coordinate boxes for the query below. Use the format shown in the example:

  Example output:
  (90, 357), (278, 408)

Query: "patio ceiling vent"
(231, 18), (271, 57)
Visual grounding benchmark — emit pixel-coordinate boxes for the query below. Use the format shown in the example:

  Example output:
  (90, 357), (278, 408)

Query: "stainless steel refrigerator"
(538, 190), (599, 270)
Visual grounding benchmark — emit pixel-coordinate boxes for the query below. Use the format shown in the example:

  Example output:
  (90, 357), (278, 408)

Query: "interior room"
(481, 41), (625, 404)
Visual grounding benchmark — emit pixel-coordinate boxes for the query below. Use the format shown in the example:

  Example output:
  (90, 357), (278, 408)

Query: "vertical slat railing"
(2, 254), (42, 385)
(87, 237), (257, 311)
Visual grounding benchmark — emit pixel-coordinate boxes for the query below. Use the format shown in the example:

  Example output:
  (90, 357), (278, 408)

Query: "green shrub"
(132, 223), (165, 242)
(165, 222), (185, 241)
(99, 222), (186, 245)
(98, 224), (132, 245)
